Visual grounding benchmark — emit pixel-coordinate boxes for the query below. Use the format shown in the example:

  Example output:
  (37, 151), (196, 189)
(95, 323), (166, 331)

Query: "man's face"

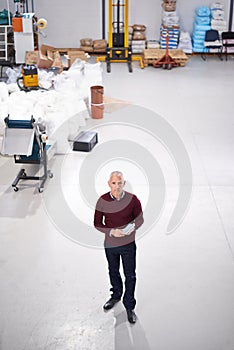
(108, 174), (125, 199)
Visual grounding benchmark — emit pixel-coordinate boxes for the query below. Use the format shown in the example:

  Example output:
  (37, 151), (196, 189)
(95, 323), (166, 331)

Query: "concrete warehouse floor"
(0, 55), (234, 350)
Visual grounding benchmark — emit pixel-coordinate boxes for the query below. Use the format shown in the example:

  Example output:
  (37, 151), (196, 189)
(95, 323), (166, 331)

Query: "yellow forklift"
(97, 0), (144, 72)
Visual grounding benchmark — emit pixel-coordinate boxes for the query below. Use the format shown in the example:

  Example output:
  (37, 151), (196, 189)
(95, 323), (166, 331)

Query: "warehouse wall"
(34, 0), (102, 48)
(34, 0), (231, 47)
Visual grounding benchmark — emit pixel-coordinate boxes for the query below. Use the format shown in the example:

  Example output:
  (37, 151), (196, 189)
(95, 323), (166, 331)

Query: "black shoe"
(103, 297), (121, 310)
(127, 310), (137, 324)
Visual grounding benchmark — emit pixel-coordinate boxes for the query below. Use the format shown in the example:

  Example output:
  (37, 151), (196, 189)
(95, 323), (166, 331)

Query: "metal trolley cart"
(3, 116), (53, 193)
(153, 29), (178, 70)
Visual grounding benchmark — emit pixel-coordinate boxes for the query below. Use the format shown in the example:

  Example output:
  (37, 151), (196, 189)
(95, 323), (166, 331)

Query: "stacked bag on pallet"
(162, 0), (176, 11)
(160, 27), (179, 49)
(162, 11), (179, 27)
(131, 24), (146, 53)
(93, 40), (107, 53)
(128, 26), (133, 46)
(210, 2), (227, 33)
(178, 32), (193, 54)
(80, 38), (94, 53)
(80, 38), (107, 53)
(192, 6), (211, 53)
(160, 0), (180, 49)
(146, 40), (160, 49)
(209, 2), (226, 53)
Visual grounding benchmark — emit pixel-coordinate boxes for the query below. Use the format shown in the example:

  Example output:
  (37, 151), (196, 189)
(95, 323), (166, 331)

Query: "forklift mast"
(106, 0), (132, 72)
(97, 0), (144, 72)
(112, 0), (125, 48)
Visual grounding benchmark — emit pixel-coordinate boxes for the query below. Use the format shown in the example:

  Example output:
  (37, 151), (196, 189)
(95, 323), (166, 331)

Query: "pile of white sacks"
(178, 32), (193, 54)
(0, 59), (103, 153)
(210, 2), (227, 33)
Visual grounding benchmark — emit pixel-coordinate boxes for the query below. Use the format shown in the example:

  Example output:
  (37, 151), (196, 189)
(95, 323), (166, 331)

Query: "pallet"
(143, 48), (188, 67)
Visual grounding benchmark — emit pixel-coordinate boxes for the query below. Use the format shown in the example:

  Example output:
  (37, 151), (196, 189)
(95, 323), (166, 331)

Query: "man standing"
(94, 171), (144, 324)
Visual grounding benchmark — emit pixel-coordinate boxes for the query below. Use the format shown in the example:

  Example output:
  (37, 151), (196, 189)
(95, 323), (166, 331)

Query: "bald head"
(108, 171), (125, 199)
(109, 171), (124, 180)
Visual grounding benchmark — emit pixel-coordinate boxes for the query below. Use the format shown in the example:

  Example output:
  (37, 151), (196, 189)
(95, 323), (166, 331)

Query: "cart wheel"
(162, 64), (166, 69)
(107, 62), (111, 73)
(38, 187), (43, 193)
(49, 173), (53, 178)
(14, 187), (18, 192)
(168, 64), (172, 70)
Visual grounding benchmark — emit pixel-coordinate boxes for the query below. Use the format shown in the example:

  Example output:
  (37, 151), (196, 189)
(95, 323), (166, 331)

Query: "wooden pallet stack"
(143, 48), (188, 67)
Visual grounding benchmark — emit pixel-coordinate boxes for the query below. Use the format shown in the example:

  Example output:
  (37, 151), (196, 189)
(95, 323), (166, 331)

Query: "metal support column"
(228, 0), (234, 31)
(102, 0), (105, 39)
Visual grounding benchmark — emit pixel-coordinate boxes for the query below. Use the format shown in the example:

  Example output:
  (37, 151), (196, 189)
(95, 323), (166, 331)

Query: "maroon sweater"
(94, 191), (144, 247)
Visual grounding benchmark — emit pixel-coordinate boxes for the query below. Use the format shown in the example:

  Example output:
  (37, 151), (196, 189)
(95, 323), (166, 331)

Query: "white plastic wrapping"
(0, 61), (103, 153)
(6, 67), (21, 84)
(0, 83), (9, 136)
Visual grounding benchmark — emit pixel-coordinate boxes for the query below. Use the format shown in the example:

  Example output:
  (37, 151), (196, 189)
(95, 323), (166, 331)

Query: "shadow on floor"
(0, 160), (42, 218)
(114, 306), (151, 350)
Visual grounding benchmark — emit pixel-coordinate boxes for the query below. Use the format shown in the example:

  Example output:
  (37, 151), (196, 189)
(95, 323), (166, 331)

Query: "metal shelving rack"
(0, 25), (13, 60)
(0, 0), (13, 61)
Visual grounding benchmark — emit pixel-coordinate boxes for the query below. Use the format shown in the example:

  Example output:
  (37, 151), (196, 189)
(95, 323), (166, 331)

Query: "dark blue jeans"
(105, 241), (136, 310)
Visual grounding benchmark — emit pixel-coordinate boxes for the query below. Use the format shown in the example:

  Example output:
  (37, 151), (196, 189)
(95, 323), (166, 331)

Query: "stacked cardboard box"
(67, 50), (88, 65)
(57, 48), (88, 67)
(25, 50), (40, 65)
(25, 45), (88, 70)
(25, 48), (54, 69)
(38, 44), (62, 70)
